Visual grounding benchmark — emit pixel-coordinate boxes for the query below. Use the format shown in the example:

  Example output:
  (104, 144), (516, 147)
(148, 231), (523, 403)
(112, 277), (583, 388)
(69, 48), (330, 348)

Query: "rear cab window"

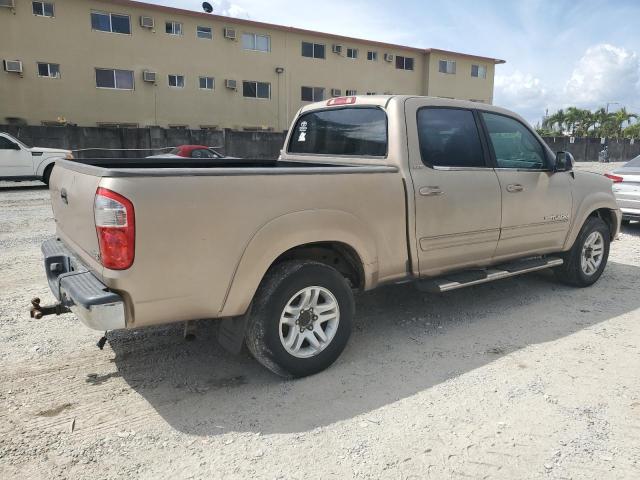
(288, 107), (387, 157)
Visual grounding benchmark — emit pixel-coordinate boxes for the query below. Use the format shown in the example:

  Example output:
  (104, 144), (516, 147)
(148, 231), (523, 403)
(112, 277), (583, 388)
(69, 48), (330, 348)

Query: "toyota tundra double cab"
(34, 96), (621, 377)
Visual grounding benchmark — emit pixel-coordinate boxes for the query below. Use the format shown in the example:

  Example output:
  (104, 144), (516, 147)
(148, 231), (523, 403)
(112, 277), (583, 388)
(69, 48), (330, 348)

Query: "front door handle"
(60, 188), (68, 204)
(419, 186), (443, 197)
(506, 184), (524, 193)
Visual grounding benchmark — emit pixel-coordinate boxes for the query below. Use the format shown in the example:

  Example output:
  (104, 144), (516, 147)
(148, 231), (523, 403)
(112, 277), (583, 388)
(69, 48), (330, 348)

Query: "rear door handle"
(506, 184), (524, 193)
(419, 186), (443, 196)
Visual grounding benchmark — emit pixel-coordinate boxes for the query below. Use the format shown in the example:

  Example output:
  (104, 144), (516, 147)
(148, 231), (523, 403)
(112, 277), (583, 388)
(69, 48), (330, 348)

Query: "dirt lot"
(1, 163), (639, 479)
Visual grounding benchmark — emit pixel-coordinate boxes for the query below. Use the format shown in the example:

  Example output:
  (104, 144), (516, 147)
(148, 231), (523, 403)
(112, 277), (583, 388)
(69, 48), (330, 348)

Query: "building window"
(165, 21), (183, 35)
(199, 76), (214, 90)
(301, 86), (325, 102)
(242, 33), (270, 51)
(91, 11), (131, 34)
(367, 51), (377, 61)
(301, 42), (325, 59)
(37, 62), (60, 78)
(471, 64), (487, 79)
(168, 74), (185, 88)
(242, 81), (270, 99)
(345, 89), (357, 96)
(396, 56), (414, 70)
(95, 68), (134, 89)
(438, 59), (456, 74)
(346, 48), (358, 59)
(197, 26), (212, 39)
(33, 1), (54, 17)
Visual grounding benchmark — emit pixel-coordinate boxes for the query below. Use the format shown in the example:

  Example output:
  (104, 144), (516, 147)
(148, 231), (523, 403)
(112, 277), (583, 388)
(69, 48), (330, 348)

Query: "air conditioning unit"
(332, 44), (342, 54)
(224, 27), (236, 40)
(0, 0), (16, 8)
(3, 60), (23, 73)
(143, 70), (157, 83)
(384, 53), (394, 62)
(225, 79), (237, 90)
(140, 16), (154, 28)
(331, 88), (342, 97)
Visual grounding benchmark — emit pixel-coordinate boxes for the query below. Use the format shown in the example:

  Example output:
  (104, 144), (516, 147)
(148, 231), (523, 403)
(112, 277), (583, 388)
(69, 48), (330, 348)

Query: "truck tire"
(554, 216), (610, 287)
(245, 260), (354, 378)
(42, 164), (54, 186)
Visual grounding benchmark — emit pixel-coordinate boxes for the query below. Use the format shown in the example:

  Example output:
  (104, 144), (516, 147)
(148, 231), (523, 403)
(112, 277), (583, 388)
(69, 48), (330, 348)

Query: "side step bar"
(416, 256), (563, 293)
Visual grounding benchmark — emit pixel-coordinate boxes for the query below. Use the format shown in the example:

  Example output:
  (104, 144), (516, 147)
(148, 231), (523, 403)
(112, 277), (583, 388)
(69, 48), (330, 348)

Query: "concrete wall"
(0, 0), (501, 130)
(542, 137), (640, 162)
(0, 125), (286, 159)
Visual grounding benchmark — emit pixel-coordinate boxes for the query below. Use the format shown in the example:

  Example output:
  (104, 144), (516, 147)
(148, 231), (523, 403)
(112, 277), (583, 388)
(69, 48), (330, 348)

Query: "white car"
(0, 132), (73, 185)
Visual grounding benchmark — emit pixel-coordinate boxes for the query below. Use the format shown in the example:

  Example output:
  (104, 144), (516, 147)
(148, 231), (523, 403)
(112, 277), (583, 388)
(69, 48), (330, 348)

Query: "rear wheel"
(42, 164), (54, 186)
(245, 260), (354, 378)
(555, 217), (610, 287)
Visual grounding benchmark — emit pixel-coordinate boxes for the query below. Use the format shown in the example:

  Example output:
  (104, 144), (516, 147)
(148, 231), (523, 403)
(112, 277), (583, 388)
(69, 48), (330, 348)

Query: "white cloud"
(211, 0), (250, 19)
(495, 43), (640, 123)
(565, 44), (640, 107)
(494, 71), (549, 109)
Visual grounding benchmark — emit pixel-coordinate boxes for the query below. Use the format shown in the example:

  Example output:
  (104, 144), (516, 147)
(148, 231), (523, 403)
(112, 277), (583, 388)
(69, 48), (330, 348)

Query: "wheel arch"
(219, 209), (378, 317)
(564, 194), (620, 250)
(35, 157), (59, 178)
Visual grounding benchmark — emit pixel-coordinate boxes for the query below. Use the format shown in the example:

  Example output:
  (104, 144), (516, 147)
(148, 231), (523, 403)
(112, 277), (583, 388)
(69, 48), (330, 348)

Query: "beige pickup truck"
(35, 96), (621, 377)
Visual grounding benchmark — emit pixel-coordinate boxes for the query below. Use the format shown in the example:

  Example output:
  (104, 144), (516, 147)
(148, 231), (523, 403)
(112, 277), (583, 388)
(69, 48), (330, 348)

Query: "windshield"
(625, 155), (640, 168)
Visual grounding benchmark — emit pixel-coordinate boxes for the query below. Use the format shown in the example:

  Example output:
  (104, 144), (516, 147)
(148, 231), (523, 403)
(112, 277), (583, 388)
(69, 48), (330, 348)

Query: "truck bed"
(48, 158), (408, 328)
(66, 157), (395, 175)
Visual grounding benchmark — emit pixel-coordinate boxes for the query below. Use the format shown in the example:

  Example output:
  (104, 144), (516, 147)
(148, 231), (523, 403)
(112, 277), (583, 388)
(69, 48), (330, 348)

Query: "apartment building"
(0, 0), (505, 130)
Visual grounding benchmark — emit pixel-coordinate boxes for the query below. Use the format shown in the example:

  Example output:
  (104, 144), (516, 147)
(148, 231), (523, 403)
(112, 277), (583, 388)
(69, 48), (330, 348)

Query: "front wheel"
(42, 164), (54, 186)
(555, 217), (610, 287)
(245, 260), (354, 378)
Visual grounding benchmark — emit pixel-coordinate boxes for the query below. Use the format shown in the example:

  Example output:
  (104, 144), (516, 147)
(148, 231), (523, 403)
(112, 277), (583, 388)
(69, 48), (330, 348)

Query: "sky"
(145, 0), (640, 124)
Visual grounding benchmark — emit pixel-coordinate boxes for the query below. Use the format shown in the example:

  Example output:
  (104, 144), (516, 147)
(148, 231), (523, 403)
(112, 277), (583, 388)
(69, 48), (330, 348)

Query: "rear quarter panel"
(99, 170), (408, 328)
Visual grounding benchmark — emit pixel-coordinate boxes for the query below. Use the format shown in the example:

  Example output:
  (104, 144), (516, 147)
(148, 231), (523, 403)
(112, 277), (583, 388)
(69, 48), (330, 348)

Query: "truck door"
(479, 112), (573, 257)
(0, 135), (33, 177)
(405, 99), (502, 276)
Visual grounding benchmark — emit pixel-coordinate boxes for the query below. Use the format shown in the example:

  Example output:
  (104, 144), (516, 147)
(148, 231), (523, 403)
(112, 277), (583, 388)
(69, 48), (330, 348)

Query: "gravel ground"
(1, 163), (639, 479)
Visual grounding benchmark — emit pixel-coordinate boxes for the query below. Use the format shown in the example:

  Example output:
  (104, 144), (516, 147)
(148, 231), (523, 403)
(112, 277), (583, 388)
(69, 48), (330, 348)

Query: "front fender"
(219, 209), (378, 317)
(563, 191), (620, 249)
(34, 156), (64, 178)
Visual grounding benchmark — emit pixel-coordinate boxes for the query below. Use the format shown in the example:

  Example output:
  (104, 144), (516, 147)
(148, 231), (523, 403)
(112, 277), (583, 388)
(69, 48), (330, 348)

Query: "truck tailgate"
(49, 164), (103, 274)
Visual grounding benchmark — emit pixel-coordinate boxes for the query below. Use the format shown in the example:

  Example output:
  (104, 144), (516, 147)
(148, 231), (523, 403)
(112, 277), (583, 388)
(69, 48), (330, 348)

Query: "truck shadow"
(108, 260), (640, 436)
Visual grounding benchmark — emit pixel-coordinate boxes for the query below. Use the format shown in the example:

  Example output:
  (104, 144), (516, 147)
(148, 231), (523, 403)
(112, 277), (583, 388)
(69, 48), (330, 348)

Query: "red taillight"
(604, 173), (623, 183)
(326, 96), (356, 106)
(94, 187), (135, 270)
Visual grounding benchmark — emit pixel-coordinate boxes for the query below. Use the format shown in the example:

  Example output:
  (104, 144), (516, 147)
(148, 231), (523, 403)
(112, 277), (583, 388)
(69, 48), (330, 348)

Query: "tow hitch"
(29, 297), (71, 319)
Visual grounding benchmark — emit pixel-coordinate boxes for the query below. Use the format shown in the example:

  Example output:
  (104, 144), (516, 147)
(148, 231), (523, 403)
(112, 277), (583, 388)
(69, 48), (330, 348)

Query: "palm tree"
(612, 107), (638, 137)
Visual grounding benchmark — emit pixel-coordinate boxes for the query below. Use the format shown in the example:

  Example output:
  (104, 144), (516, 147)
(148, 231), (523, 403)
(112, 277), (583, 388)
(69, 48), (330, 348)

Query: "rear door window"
(416, 108), (485, 168)
(288, 107), (387, 156)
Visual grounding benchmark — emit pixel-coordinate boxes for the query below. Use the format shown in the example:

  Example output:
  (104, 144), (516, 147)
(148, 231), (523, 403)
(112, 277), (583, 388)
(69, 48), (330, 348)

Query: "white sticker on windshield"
(298, 132), (306, 142)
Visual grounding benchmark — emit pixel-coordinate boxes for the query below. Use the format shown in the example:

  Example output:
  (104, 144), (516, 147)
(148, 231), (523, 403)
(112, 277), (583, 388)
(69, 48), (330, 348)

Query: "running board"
(416, 257), (564, 293)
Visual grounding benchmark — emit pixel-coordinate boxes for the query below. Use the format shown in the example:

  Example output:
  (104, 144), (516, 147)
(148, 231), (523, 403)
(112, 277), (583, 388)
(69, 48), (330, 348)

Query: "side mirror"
(555, 151), (574, 172)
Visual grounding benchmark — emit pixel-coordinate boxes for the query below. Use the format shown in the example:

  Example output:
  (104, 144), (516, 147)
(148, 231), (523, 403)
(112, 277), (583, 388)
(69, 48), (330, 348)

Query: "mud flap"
(217, 316), (248, 354)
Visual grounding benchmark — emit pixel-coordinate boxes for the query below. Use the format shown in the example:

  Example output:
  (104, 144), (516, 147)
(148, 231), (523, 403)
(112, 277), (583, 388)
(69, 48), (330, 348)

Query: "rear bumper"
(620, 207), (640, 221)
(42, 238), (126, 331)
